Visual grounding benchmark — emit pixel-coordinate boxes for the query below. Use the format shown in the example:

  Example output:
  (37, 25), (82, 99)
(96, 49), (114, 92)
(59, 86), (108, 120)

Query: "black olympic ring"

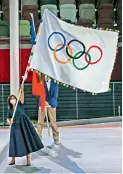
(66, 39), (86, 59)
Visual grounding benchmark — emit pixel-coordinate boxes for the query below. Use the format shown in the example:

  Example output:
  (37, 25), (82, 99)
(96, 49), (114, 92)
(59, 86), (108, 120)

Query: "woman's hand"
(9, 121), (13, 126)
(45, 102), (49, 106)
(7, 119), (13, 126)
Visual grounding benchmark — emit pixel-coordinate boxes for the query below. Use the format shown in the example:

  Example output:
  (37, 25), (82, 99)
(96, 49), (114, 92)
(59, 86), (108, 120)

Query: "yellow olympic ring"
(53, 44), (72, 64)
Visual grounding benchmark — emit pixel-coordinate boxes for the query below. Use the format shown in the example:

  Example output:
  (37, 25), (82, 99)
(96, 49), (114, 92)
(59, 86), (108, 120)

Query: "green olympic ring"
(73, 51), (91, 70)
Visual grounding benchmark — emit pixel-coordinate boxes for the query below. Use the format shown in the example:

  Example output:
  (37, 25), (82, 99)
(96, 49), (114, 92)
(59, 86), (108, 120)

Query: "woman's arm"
(7, 110), (13, 125)
(20, 85), (24, 104)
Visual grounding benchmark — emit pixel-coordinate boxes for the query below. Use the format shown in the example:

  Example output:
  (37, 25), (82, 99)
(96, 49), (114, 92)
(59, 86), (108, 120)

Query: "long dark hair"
(7, 95), (17, 109)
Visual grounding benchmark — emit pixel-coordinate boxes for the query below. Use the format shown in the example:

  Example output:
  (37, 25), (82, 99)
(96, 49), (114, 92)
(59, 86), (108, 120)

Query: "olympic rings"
(48, 32), (103, 71)
(54, 44), (72, 64)
(66, 39), (86, 59)
(85, 45), (103, 65)
(73, 52), (91, 70)
(48, 32), (66, 52)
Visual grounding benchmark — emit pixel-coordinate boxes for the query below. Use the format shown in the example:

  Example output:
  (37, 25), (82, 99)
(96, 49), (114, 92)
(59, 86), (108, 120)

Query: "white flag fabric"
(29, 10), (118, 93)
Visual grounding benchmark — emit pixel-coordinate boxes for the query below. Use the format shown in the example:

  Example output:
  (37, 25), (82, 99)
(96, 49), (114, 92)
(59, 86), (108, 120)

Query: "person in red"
(37, 76), (60, 147)
(32, 71), (60, 147)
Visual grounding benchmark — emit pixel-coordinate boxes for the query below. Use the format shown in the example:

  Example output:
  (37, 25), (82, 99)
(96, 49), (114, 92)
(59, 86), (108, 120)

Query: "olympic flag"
(29, 10), (118, 93)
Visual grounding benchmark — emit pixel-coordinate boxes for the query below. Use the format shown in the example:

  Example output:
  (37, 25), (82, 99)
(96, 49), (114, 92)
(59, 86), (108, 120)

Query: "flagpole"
(11, 68), (28, 122)
(10, 12), (33, 122)
(45, 106), (51, 137)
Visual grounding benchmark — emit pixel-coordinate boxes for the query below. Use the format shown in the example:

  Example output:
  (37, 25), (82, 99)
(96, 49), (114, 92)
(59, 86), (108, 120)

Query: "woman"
(7, 85), (44, 166)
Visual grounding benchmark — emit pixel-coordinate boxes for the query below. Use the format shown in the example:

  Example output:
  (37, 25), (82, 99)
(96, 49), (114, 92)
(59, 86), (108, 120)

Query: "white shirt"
(46, 79), (51, 91)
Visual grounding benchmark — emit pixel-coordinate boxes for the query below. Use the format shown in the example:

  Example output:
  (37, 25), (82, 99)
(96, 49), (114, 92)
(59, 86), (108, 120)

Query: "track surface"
(0, 123), (122, 173)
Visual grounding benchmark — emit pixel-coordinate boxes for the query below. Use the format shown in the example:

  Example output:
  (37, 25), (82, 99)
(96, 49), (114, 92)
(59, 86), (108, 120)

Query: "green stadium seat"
(63, 19), (72, 23)
(22, 0), (37, 5)
(40, 0), (57, 5)
(19, 20), (30, 36)
(79, 4), (95, 21)
(59, 0), (76, 5)
(60, 4), (77, 23)
(79, 0), (95, 4)
(0, 20), (9, 36)
(41, 5), (58, 17)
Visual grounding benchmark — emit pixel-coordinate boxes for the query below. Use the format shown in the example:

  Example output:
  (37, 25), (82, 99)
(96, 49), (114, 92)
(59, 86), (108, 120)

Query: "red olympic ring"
(85, 45), (103, 65)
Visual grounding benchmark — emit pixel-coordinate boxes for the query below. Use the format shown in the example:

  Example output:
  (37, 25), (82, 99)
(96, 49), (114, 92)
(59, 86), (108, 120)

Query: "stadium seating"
(59, 0), (76, 5)
(60, 4), (77, 23)
(0, 0), (121, 43)
(98, 18), (114, 28)
(79, 0), (95, 4)
(19, 20), (30, 36)
(116, 0), (122, 4)
(41, 5), (58, 17)
(0, 20), (9, 36)
(3, 6), (9, 22)
(77, 19), (93, 27)
(22, 5), (38, 21)
(117, 4), (122, 23)
(79, 4), (95, 21)
(2, 0), (9, 8)
(97, 0), (114, 6)
(39, 0), (57, 5)
(63, 19), (73, 23)
(22, 0), (37, 5)
(98, 3), (114, 20)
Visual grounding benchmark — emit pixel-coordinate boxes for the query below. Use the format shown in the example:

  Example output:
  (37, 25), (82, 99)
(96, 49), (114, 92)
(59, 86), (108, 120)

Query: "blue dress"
(8, 101), (44, 157)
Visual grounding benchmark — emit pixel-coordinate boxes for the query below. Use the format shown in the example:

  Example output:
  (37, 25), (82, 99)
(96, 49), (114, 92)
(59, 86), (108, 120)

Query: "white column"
(10, 0), (20, 96)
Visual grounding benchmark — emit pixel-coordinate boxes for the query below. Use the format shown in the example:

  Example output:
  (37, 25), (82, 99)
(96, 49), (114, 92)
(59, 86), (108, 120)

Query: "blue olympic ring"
(48, 32), (66, 52)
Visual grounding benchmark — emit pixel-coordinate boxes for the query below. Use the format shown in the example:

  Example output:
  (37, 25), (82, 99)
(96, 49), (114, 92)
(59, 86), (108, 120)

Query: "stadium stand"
(60, 4), (77, 22)
(0, 0), (121, 32)
(0, 0), (121, 44)
(79, 0), (95, 4)
(40, 0), (57, 5)
(41, 4), (58, 17)
(0, 20), (9, 36)
(22, 0), (37, 6)
(77, 19), (93, 27)
(22, 5), (38, 21)
(79, 4), (95, 21)
(19, 20), (30, 36)
(59, 0), (76, 5)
